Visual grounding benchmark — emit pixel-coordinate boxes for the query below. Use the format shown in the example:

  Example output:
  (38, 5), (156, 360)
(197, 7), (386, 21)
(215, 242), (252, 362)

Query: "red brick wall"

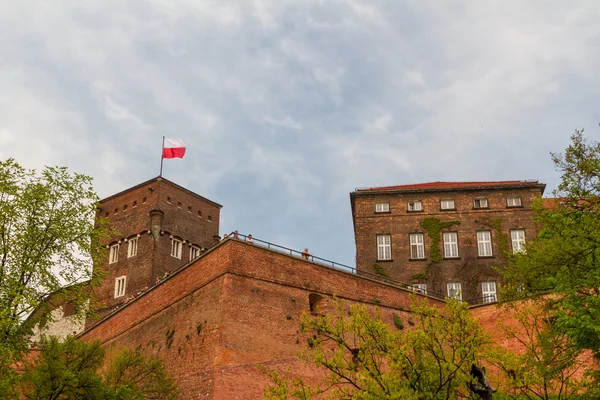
(81, 239), (440, 399)
(351, 186), (543, 301)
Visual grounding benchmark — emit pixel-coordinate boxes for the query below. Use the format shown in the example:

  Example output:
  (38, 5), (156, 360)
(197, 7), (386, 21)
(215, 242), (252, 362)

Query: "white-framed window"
(114, 276), (126, 298)
(507, 197), (522, 207)
(190, 246), (201, 261)
(473, 198), (488, 208)
(481, 282), (497, 303)
(171, 238), (182, 259)
(109, 244), (119, 264)
(408, 200), (422, 212)
(443, 232), (459, 258)
(409, 233), (425, 259)
(511, 229), (526, 253)
(375, 202), (390, 213)
(376, 235), (392, 260)
(476, 231), (493, 257)
(447, 283), (462, 300)
(413, 283), (427, 294)
(440, 199), (455, 210)
(127, 237), (138, 258)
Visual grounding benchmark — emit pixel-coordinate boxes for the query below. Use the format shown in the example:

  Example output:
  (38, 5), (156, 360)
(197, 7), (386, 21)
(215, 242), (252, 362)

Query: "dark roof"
(99, 176), (222, 208)
(354, 180), (545, 194)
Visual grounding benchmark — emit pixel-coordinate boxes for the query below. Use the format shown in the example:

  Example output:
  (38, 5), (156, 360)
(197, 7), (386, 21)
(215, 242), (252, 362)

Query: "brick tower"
(91, 177), (222, 320)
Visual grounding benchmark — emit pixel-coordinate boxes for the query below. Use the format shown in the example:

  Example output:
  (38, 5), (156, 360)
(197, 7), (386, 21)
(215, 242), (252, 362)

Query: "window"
(481, 282), (497, 303)
(142, 197), (147, 204)
(507, 197), (522, 207)
(198, 210), (202, 218)
(188, 206), (192, 213)
(511, 229), (526, 253)
(177, 201), (182, 209)
(109, 244), (119, 264)
(375, 202), (390, 213)
(190, 246), (201, 260)
(447, 283), (462, 300)
(309, 294), (325, 315)
(133, 201), (137, 208)
(443, 232), (459, 258)
(127, 237), (138, 258)
(62, 302), (76, 318)
(114, 276), (126, 298)
(123, 204), (128, 213)
(171, 238), (182, 259)
(412, 283), (427, 294)
(409, 233), (425, 259)
(207, 215), (212, 222)
(167, 197), (172, 204)
(440, 199), (455, 210)
(114, 208), (118, 215)
(473, 198), (488, 208)
(408, 200), (423, 212)
(476, 231), (493, 257)
(376, 235), (392, 260)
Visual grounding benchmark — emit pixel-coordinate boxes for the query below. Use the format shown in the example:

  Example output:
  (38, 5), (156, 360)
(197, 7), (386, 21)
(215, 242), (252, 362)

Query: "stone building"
(350, 181), (546, 303)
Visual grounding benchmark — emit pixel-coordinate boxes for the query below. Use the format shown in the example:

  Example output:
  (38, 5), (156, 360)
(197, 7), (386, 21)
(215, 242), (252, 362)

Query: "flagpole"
(159, 136), (165, 177)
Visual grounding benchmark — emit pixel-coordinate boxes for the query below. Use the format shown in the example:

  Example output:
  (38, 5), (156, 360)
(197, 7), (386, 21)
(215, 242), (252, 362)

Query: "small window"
(171, 238), (182, 259)
(123, 204), (128, 213)
(409, 233), (425, 259)
(197, 210), (202, 218)
(114, 276), (126, 298)
(511, 229), (526, 253)
(408, 200), (422, 212)
(105, 212), (109, 217)
(412, 283), (427, 295)
(375, 202), (390, 213)
(481, 282), (497, 303)
(167, 197), (172, 204)
(109, 244), (119, 264)
(142, 197), (147, 204)
(473, 198), (488, 209)
(309, 294), (324, 315)
(443, 232), (459, 258)
(177, 202), (182, 209)
(447, 283), (462, 300)
(190, 246), (201, 260)
(440, 199), (455, 210)
(133, 201), (137, 208)
(128, 237), (138, 258)
(376, 234), (392, 260)
(188, 206), (192, 213)
(208, 215), (212, 222)
(507, 197), (522, 207)
(476, 231), (493, 257)
(114, 208), (118, 215)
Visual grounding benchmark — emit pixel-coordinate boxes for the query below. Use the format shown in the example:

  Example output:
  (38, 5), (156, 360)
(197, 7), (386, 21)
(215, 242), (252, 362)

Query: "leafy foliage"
(18, 337), (179, 400)
(420, 218), (461, 264)
(262, 298), (491, 399)
(0, 158), (109, 350)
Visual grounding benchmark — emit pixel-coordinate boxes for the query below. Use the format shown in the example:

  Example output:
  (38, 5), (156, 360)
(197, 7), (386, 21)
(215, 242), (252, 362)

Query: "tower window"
(171, 238), (182, 259)
(128, 237), (138, 258)
(190, 246), (201, 260)
(114, 276), (126, 298)
(109, 244), (119, 264)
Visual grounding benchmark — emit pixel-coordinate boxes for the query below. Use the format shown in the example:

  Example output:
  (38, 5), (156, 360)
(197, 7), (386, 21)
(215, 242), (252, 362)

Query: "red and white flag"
(162, 138), (186, 159)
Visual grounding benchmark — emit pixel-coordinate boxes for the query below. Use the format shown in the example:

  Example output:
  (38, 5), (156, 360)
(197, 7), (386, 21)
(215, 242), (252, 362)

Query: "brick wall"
(81, 239), (441, 399)
(351, 185), (543, 301)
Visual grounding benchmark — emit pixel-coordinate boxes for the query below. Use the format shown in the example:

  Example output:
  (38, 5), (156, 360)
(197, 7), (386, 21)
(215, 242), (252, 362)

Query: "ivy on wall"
(489, 218), (509, 258)
(420, 218), (461, 264)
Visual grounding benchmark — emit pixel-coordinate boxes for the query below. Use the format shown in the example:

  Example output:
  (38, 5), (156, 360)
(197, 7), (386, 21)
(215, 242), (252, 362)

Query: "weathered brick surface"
(91, 177), (221, 322)
(351, 185), (544, 301)
(81, 239), (436, 399)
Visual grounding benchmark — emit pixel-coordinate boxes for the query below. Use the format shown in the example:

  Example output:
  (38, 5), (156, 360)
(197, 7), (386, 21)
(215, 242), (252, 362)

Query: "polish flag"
(163, 138), (186, 159)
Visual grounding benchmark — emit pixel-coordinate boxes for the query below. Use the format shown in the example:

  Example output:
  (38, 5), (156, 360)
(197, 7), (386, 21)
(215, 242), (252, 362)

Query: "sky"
(1, 1), (599, 268)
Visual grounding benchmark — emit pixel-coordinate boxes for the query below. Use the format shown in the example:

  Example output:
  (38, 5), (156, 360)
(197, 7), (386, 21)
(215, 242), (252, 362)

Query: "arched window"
(309, 294), (324, 315)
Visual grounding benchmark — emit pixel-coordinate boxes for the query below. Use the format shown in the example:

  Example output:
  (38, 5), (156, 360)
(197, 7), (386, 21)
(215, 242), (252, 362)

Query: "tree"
(0, 159), (108, 348)
(502, 130), (600, 353)
(262, 298), (492, 400)
(19, 336), (180, 400)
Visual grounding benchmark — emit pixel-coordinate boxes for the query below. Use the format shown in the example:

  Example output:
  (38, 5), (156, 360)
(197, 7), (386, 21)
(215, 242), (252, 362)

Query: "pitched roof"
(354, 180), (544, 193)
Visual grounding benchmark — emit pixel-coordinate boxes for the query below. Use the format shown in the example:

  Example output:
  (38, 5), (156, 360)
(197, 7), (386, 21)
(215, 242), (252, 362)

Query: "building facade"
(350, 181), (546, 303)
(91, 177), (222, 322)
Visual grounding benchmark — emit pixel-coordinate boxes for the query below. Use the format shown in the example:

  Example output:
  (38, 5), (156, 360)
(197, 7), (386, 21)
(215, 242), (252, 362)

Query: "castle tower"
(92, 177), (222, 319)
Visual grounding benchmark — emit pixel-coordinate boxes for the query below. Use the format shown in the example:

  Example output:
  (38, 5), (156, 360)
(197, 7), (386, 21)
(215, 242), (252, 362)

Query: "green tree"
(19, 336), (179, 400)
(263, 298), (492, 400)
(502, 130), (600, 353)
(0, 159), (108, 348)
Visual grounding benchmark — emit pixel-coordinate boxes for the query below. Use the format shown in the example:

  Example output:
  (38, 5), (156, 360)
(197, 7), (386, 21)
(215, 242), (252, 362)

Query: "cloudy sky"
(1, 1), (599, 267)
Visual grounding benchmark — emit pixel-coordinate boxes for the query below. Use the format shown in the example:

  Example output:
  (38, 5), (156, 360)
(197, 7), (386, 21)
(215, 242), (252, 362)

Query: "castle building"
(350, 181), (546, 303)
(91, 177), (222, 322)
